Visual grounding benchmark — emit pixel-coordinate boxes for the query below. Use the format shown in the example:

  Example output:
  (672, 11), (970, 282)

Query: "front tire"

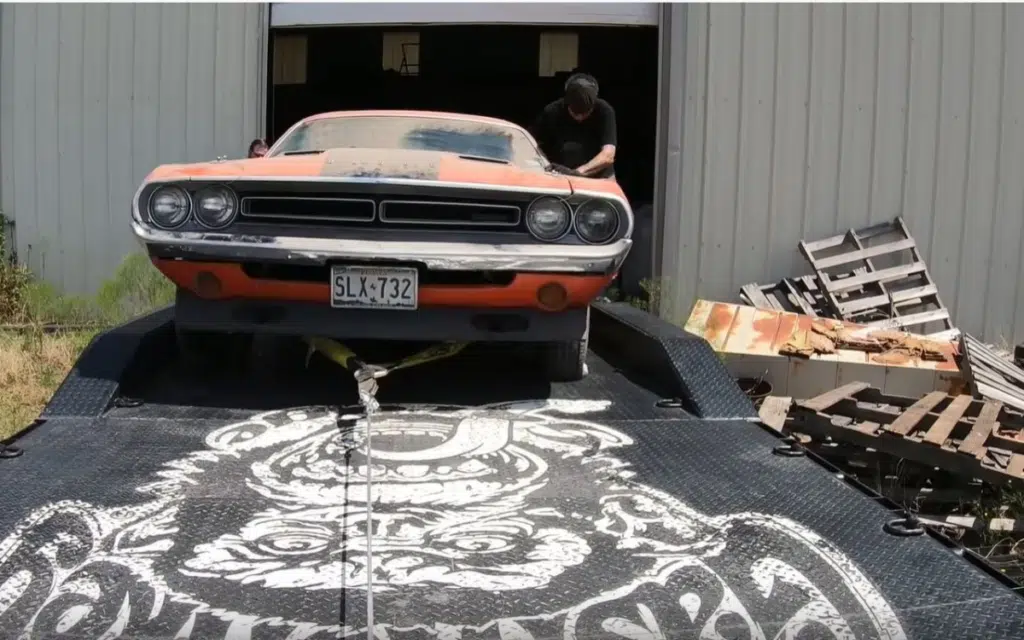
(543, 337), (588, 382)
(542, 307), (590, 382)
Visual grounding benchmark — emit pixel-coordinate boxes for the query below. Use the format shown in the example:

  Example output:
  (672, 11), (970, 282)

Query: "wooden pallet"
(798, 218), (957, 340)
(759, 394), (987, 506)
(918, 513), (1024, 534)
(786, 381), (1024, 486)
(739, 271), (878, 318)
(959, 334), (1024, 413)
(740, 277), (827, 317)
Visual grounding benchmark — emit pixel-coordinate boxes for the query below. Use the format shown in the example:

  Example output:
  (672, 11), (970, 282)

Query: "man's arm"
(575, 101), (617, 177)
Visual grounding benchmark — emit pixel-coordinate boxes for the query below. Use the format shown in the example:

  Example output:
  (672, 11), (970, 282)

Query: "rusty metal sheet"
(686, 300), (960, 373)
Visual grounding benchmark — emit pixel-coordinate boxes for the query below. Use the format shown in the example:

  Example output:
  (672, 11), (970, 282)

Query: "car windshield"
(270, 115), (545, 167)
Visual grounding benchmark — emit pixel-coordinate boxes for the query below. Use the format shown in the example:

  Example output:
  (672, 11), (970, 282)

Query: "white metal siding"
(661, 3), (1024, 344)
(0, 3), (267, 294)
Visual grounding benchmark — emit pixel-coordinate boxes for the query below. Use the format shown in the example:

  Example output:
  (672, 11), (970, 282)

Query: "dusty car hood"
(145, 148), (574, 193)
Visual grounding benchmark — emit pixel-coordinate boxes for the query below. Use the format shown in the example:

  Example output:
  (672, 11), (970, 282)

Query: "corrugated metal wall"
(662, 3), (1024, 343)
(0, 3), (267, 294)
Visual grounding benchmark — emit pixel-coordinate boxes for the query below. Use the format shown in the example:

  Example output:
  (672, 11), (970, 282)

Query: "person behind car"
(248, 138), (268, 158)
(529, 73), (617, 180)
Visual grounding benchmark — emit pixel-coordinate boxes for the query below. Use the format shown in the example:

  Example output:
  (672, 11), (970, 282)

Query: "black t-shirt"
(529, 98), (617, 178)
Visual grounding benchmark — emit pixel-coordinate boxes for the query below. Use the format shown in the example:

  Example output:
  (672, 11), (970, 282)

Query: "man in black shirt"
(529, 73), (617, 180)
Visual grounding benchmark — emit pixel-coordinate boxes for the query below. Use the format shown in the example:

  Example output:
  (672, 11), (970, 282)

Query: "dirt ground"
(0, 331), (95, 441)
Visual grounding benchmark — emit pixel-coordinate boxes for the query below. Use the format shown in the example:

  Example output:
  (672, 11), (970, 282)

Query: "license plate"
(330, 265), (418, 310)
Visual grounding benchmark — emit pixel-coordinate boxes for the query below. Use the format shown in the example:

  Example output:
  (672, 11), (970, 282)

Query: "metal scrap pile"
(777, 320), (949, 362)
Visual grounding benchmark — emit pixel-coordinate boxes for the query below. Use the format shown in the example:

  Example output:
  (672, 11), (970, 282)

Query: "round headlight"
(573, 199), (620, 244)
(148, 186), (191, 229)
(526, 196), (572, 241)
(194, 185), (239, 229)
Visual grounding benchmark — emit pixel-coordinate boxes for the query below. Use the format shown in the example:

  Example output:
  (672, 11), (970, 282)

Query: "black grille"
(379, 200), (520, 227)
(240, 197), (375, 223)
(236, 192), (525, 231)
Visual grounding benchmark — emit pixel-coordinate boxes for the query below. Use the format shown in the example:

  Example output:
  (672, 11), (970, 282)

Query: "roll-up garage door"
(270, 3), (659, 28)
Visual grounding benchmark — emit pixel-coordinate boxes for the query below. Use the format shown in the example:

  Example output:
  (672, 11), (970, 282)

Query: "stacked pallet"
(739, 276), (833, 317)
(772, 381), (1024, 487)
(739, 218), (958, 341)
(959, 334), (1024, 414)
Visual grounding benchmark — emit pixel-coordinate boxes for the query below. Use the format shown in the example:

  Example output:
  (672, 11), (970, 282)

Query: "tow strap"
(303, 337), (470, 637)
(305, 337), (469, 400)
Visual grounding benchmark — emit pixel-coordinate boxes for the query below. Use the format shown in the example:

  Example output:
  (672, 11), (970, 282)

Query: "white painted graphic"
(0, 400), (907, 639)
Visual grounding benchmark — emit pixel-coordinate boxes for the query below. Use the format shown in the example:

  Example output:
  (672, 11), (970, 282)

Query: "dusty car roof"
(271, 110), (545, 171)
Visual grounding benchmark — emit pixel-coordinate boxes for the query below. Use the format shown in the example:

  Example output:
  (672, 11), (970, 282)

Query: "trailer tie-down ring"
(883, 512), (926, 537)
(772, 435), (806, 457)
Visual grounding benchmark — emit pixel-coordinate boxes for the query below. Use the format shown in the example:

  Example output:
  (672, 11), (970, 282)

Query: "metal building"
(0, 3), (267, 293)
(657, 3), (1024, 345)
(2, 3), (1023, 344)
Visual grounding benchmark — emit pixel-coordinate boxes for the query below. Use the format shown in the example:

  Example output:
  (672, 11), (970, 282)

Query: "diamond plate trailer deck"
(0, 303), (1022, 640)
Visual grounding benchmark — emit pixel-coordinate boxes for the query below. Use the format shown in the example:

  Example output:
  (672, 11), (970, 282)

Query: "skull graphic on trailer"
(185, 400), (712, 594)
(0, 400), (907, 640)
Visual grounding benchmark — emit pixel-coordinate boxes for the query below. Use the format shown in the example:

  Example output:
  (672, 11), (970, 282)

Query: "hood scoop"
(457, 154), (510, 165)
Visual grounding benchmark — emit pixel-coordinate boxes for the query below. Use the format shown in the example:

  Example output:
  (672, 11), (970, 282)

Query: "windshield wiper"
(281, 149), (325, 156)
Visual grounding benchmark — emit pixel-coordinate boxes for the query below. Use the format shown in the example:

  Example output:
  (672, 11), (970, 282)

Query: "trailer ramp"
(0, 303), (1021, 639)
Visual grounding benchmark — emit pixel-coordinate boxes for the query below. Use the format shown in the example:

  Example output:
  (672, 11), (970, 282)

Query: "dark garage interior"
(265, 24), (660, 207)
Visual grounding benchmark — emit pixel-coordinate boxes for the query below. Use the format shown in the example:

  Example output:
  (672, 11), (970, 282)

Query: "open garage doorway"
(265, 24), (660, 208)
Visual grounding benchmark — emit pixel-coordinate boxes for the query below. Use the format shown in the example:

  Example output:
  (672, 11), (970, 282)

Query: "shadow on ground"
(119, 336), (555, 410)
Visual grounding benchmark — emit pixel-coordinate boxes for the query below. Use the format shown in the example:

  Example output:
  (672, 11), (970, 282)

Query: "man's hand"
(547, 163), (586, 177)
(575, 144), (617, 177)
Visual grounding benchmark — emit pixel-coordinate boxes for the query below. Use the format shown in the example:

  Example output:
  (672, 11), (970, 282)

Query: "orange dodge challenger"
(131, 110), (634, 381)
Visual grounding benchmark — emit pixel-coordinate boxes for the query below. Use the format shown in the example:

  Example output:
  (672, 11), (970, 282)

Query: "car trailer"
(0, 302), (1022, 640)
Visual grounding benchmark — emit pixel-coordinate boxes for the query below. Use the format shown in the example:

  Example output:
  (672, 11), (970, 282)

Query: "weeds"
(0, 331), (95, 441)
(0, 216), (31, 322)
(5, 253), (174, 328)
(629, 278), (664, 314)
(0, 232), (173, 440)
(608, 277), (666, 315)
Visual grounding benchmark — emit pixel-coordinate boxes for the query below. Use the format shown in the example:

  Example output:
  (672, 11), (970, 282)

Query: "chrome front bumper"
(132, 221), (632, 274)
